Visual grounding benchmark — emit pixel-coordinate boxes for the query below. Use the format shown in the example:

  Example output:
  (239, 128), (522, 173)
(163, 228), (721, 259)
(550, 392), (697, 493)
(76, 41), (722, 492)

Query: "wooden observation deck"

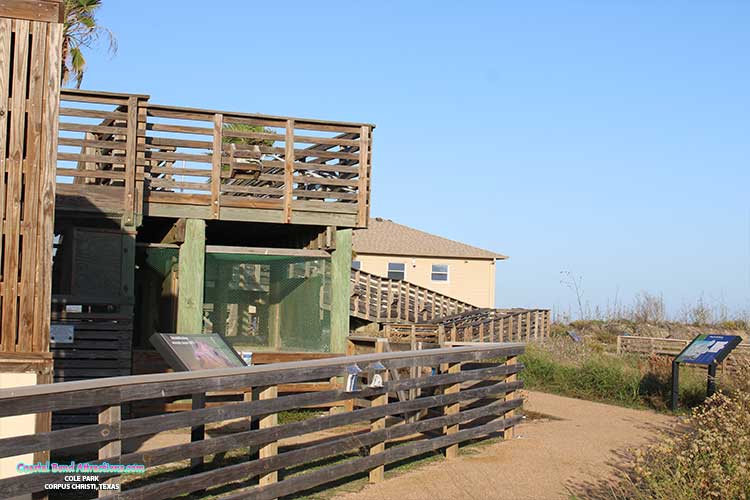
(56, 89), (374, 228)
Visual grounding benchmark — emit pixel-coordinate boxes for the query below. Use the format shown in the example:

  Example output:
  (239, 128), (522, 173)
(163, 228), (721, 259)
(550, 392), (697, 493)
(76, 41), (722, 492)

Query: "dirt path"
(334, 391), (675, 500)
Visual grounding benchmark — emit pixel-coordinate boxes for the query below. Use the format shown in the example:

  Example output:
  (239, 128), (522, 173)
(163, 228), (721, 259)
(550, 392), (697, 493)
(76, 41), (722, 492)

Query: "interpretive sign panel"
(674, 334), (742, 366)
(150, 333), (247, 371)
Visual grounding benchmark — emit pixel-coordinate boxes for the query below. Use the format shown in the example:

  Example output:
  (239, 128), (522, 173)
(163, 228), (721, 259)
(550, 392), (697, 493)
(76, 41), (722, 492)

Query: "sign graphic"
(150, 333), (247, 371)
(674, 334), (742, 365)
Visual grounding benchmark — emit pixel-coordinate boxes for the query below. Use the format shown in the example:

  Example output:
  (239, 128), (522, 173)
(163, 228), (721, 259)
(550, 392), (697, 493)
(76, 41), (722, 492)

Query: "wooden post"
(211, 113), (223, 219)
(190, 393), (206, 472)
(177, 219), (206, 333)
(616, 335), (622, 355)
(369, 338), (387, 483)
(503, 356), (518, 440)
(98, 404), (122, 496)
(357, 125), (371, 227)
(443, 362), (461, 458)
(437, 324), (446, 346)
(259, 385), (279, 487)
(525, 311), (532, 340)
(283, 119), (294, 223)
(330, 228), (352, 353)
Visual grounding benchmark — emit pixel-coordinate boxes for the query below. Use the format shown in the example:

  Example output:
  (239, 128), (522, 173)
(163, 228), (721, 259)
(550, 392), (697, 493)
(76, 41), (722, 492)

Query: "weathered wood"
(331, 228), (352, 352)
(176, 219), (206, 333)
(0, 0), (64, 23)
(503, 355), (518, 440)
(98, 404), (121, 497)
(443, 362), (461, 459)
(258, 385), (279, 488)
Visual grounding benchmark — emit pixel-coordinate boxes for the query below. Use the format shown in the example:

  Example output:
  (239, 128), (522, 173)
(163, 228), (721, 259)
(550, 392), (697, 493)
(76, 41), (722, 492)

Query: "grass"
(519, 339), (709, 411)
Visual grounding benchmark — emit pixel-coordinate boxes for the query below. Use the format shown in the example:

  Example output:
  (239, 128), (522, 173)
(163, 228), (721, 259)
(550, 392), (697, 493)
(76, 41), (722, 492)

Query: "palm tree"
(62, 0), (116, 88)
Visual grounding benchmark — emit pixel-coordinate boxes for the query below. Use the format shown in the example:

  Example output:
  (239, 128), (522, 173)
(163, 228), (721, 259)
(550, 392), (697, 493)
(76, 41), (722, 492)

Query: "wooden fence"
(350, 268), (476, 322)
(617, 335), (750, 371)
(56, 89), (374, 228)
(382, 309), (550, 345)
(0, 3), (63, 356)
(0, 344), (523, 499)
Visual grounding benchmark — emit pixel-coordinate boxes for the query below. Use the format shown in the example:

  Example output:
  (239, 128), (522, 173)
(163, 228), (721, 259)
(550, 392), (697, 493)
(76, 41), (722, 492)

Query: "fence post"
(259, 385), (279, 487)
(437, 324), (446, 346)
(98, 404), (122, 497)
(283, 119), (294, 223)
(526, 311), (531, 342)
(442, 362), (462, 458)
(503, 356), (518, 440)
(369, 339), (388, 483)
(616, 335), (622, 355)
(190, 392), (206, 473)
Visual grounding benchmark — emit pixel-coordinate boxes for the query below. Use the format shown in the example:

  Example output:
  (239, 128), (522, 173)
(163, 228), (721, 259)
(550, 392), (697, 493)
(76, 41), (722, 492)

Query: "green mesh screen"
(203, 253), (332, 352)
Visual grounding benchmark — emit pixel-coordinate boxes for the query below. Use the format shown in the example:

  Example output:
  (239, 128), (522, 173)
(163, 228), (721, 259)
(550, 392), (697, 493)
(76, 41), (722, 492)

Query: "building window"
(431, 264), (449, 282)
(352, 260), (361, 270)
(387, 262), (405, 280)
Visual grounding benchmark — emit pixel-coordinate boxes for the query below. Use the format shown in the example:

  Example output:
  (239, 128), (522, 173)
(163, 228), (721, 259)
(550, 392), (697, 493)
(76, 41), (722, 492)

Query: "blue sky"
(79, 1), (749, 318)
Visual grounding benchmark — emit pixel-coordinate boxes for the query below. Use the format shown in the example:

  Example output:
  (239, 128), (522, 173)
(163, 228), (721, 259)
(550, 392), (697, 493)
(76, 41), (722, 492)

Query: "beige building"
(352, 218), (508, 308)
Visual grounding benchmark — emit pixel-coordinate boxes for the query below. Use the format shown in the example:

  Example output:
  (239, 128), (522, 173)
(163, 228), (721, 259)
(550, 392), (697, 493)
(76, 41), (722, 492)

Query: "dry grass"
(612, 391), (750, 500)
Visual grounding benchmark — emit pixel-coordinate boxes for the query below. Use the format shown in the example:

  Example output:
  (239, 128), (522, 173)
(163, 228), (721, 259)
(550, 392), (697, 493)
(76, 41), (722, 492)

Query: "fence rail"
(617, 335), (750, 371)
(56, 89), (374, 228)
(350, 268), (477, 322)
(0, 344), (524, 499)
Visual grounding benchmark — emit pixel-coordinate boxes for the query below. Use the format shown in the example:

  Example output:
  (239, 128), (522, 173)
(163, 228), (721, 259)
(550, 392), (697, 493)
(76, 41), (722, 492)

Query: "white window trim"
(431, 263), (450, 283)
(387, 262), (406, 281)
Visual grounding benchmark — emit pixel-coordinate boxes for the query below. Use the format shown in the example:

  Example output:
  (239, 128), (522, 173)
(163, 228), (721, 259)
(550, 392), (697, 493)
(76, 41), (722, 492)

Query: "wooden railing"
(0, 344), (523, 499)
(350, 268), (477, 322)
(56, 89), (374, 227)
(617, 335), (750, 371)
(382, 309), (550, 345)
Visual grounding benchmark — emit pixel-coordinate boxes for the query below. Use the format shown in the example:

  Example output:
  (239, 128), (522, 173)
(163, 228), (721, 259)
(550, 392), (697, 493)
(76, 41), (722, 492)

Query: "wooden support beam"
(176, 219), (206, 333)
(161, 218), (186, 245)
(330, 228), (352, 353)
(211, 113), (223, 219)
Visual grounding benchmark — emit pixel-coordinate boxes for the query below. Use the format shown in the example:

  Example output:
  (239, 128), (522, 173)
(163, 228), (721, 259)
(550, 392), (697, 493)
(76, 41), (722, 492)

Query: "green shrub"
(520, 342), (708, 410)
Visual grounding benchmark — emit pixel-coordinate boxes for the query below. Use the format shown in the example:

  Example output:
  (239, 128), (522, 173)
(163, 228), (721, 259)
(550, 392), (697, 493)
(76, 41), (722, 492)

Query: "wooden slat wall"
(0, 7), (63, 355)
(56, 90), (375, 228)
(0, 344), (525, 499)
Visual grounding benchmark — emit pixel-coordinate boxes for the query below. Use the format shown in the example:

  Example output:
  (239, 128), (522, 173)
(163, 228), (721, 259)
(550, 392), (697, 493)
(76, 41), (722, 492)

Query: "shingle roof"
(352, 218), (508, 260)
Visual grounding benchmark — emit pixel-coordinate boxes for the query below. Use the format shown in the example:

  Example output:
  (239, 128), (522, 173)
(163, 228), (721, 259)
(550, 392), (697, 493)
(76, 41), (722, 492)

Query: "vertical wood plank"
(443, 362), (461, 459)
(190, 393), (206, 472)
(32, 18), (61, 353)
(357, 125), (370, 227)
(259, 385), (279, 488)
(122, 96), (137, 226)
(98, 404), (122, 496)
(369, 339), (387, 483)
(525, 311), (532, 340)
(211, 113), (223, 219)
(17, 21), (46, 351)
(503, 356), (518, 440)
(0, 18), (11, 285)
(2, 20), (30, 348)
(283, 119), (294, 223)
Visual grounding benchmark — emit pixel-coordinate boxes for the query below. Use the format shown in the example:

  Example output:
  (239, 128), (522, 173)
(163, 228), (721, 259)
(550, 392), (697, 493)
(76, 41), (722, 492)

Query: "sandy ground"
(334, 391), (675, 500)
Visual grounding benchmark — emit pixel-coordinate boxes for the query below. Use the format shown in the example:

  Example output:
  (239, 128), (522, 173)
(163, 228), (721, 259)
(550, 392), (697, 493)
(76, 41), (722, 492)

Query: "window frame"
(431, 263), (449, 282)
(387, 262), (406, 280)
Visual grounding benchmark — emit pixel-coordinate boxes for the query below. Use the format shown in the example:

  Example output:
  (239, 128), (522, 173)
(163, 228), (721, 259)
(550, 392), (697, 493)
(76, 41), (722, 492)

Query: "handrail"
(56, 88), (375, 227)
(0, 344), (523, 406)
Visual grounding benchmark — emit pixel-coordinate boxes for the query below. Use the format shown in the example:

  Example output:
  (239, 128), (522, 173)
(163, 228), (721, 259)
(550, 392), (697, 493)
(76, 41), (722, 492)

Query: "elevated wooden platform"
(56, 89), (374, 228)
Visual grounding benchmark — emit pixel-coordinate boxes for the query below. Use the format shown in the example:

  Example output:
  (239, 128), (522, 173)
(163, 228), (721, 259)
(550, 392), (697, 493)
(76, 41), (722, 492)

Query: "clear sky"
(79, 1), (749, 318)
